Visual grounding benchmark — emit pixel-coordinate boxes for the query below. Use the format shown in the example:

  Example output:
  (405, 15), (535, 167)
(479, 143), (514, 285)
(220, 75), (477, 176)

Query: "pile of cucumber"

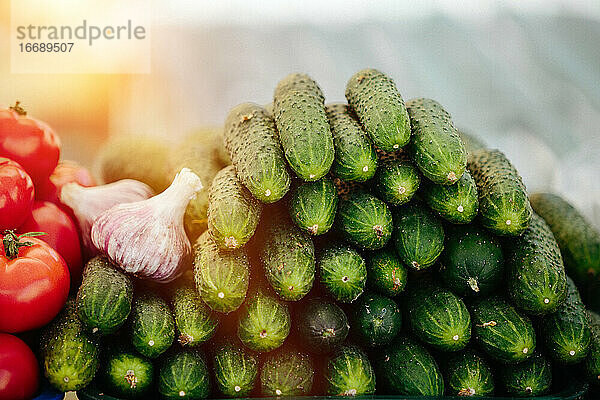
(40, 69), (600, 399)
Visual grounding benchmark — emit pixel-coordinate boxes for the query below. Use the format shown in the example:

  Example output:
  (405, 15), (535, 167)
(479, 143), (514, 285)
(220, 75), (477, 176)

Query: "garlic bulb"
(91, 168), (203, 282)
(61, 179), (154, 257)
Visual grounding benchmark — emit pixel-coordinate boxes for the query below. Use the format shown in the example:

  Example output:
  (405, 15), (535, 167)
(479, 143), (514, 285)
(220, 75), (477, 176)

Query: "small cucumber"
(296, 299), (349, 354)
(366, 247), (408, 297)
(406, 98), (467, 185)
(237, 291), (291, 352)
(325, 103), (377, 182)
(371, 154), (420, 206)
(273, 73), (334, 181)
(261, 348), (314, 396)
(172, 285), (219, 346)
(336, 190), (393, 250)
(443, 349), (494, 397)
(213, 341), (258, 397)
(468, 149), (532, 236)
(208, 165), (262, 249)
(501, 353), (552, 397)
(504, 212), (567, 315)
(325, 345), (376, 396)
(421, 170), (479, 224)
(471, 296), (536, 363)
(130, 293), (175, 359)
(194, 231), (250, 314)
(103, 346), (154, 398)
(351, 292), (401, 347)
(392, 201), (444, 270)
(458, 129), (486, 155)
(76, 256), (133, 335)
(288, 177), (338, 235)
(345, 68), (411, 152)
(318, 244), (367, 303)
(584, 311), (600, 385)
(158, 350), (210, 400)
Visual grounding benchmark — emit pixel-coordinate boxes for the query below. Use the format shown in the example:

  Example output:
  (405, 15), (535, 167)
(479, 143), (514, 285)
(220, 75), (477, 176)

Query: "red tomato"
(0, 231), (69, 333)
(19, 201), (83, 281)
(0, 102), (60, 185)
(0, 157), (35, 230)
(0, 333), (39, 400)
(36, 160), (96, 204)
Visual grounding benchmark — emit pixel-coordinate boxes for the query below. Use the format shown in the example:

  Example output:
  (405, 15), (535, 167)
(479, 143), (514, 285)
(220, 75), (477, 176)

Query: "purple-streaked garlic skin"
(91, 168), (203, 283)
(60, 179), (154, 257)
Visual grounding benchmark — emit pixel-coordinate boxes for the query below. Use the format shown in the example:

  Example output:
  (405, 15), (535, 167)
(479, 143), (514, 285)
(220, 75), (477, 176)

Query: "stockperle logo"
(10, 0), (151, 73)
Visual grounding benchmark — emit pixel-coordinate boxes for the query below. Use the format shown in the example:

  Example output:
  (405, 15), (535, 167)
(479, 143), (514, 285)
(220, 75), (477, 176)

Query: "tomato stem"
(2, 230), (47, 260)
(9, 101), (27, 116)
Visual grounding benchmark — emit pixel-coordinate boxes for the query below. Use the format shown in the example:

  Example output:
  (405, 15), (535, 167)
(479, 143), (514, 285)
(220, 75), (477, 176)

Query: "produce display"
(1, 68), (600, 400)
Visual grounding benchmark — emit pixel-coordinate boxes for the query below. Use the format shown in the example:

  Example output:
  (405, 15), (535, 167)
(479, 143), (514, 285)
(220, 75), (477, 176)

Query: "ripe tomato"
(0, 102), (60, 185)
(0, 231), (69, 333)
(36, 160), (96, 204)
(0, 333), (40, 400)
(0, 157), (35, 230)
(19, 201), (83, 282)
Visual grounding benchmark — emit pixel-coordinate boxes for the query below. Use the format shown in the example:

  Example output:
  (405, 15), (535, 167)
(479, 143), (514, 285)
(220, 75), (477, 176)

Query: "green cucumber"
(501, 353), (552, 397)
(76, 256), (133, 335)
(443, 349), (494, 397)
(439, 224), (504, 296)
(345, 68), (411, 152)
(458, 129), (486, 155)
(172, 285), (219, 346)
(213, 341), (258, 397)
(207, 165), (262, 249)
(530, 192), (600, 285)
(366, 247), (408, 297)
(273, 73), (334, 180)
(471, 296), (536, 363)
(224, 103), (290, 202)
(584, 311), (600, 385)
(325, 345), (375, 396)
(193, 231), (250, 313)
(237, 291), (291, 352)
(404, 284), (471, 351)
(158, 350), (210, 400)
(371, 154), (420, 206)
(289, 177), (338, 235)
(260, 348), (314, 396)
(392, 201), (444, 270)
(130, 293), (175, 359)
(103, 346), (154, 398)
(406, 98), (467, 185)
(540, 277), (591, 364)
(296, 299), (349, 354)
(374, 335), (444, 396)
(351, 292), (401, 347)
(468, 149), (532, 236)
(336, 190), (393, 250)
(422, 170), (479, 224)
(504, 212), (567, 315)
(318, 244), (367, 303)
(325, 103), (377, 182)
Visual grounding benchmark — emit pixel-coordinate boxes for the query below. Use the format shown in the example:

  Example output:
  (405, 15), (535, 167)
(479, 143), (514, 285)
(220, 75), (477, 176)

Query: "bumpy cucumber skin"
(194, 231), (250, 314)
(289, 177), (338, 235)
(336, 191), (393, 250)
(530, 192), (600, 284)
(392, 201), (444, 270)
(318, 244), (367, 303)
(374, 335), (444, 396)
(371, 154), (421, 206)
(501, 353), (552, 397)
(405, 284), (471, 351)
(352, 292), (402, 347)
(76, 256), (133, 335)
(224, 103), (290, 203)
(471, 296), (536, 364)
(458, 129), (486, 156)
(273, 73), (334, 181)
(505, 212), (567, 315)
(406, 98), (467, 185)
(422, 170), (479, 224)
(103, 348), (154, 398)
(439, 224), (504, 297)
(261, 349), (314, 396)
(325, 103), (377, 182)
(540, 277), (591, 364)
(296, 299), (349, 354)
(237, 291), (291, 353)
(345, 68), (411, 152)
(326, 345), (376, 396)
(208, 166), (262, 249)
(443, 349), (494, 397)
(213, 342), (258, 397)
(130, 294), (175, 359)
(172, 285), (219, 346)
(366, 248), (408, 297)
(468, 149), (532, 236)
(158, 350), (210, 400)
(584, 311), (600, 385)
